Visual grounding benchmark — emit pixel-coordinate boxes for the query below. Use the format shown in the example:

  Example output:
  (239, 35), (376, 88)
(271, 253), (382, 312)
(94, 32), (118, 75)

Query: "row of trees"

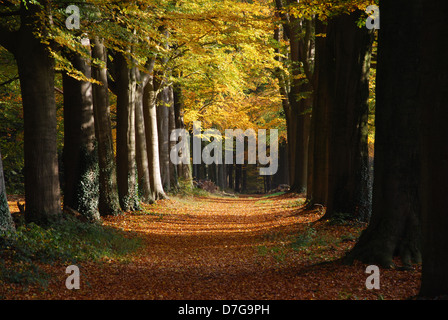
(0, 0), (283, 228)
(352, 0), (448, 297)
(1, 0), (448, 297)
(274, 0), (448, 297)
(273, 0), (374, 219)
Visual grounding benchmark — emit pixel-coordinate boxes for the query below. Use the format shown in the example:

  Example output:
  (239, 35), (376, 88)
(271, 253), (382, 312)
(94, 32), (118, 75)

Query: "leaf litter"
(2, 193), (420, 300)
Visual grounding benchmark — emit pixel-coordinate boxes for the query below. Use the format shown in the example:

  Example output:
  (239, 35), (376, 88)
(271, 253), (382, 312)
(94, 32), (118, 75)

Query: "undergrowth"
(0, 216), (141, 288)
(257, 223), (362, 264)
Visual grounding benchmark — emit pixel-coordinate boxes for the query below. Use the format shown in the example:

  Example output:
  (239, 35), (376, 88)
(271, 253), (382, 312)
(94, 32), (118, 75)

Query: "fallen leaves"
(2, 193), (421, 300)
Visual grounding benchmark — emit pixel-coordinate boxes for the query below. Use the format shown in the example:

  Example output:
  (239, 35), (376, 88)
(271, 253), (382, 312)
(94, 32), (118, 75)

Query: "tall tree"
(114, 51), (140, 212)
(173, 84), (193, 186)
(319, 11), (374, 221)
(62, 50), (100, 222)
(306, 19), (329, 207)
(0, 1), (62, 225)
(274, 0), (313, 193)
(168, 86), (179, 190)
(157, 85), (172, 191)
(135, 67), (154, 204)
(143, 70), (168, 200)
(345, 0), (422, 268)
(419, 0), (448, 298)
(91, 37), (121, 216)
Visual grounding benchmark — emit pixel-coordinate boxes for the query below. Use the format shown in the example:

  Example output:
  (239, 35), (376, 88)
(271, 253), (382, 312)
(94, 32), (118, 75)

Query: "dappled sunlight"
(103, 195), (322, 236)
(3, 194), (421, 300)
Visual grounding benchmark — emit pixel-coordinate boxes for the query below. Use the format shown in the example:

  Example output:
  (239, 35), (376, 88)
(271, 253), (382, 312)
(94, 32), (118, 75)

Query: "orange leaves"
(3, 193), (420, 300)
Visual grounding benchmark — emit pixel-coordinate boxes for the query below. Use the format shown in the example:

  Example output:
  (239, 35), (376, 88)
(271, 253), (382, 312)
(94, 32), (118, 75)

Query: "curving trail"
(4, 194), (420, 300)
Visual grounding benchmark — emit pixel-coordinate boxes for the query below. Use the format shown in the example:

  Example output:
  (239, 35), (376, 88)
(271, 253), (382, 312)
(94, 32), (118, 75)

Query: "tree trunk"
(345, 1), (422, 268)
(320, 11), (374, 221)
(306, 20), (330, 207)
(271, 143), (289, 189)
(143, 75), (167, 200)
(418, 0), (448, 298)
(168, 86), (179, 189)
(287, 11), (312, 193)
(62, 52), (100, 223)
(14, 2), (62, 225)
(274, 0), (313, 193)
(173, 85), (193, 186)
(0, 146), (15, 233)
(157, 85), (171, 191)
(91, 37), (121, 216)
(135, 68), (154, 204)
(115, 51), (140, 211)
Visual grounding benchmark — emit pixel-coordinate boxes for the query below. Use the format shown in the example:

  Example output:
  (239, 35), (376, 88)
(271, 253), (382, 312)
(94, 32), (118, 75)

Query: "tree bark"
(306, 20), (330, 207)
(345, 1), (422, 268)
(168, 86), (179, 190)
(173, 84), (193, 186)
(418, 0), (448, 298)
(157, 85), (171, 191)
(62, 52), (100, 223)
(14, 2), (62, 225)
(143, 74), (167, 200)
(271, 143), (289, 189)
(115, 51), (140, 211)
(91, 37), (121, 216)
(320, 11), (374, 221)
(274, 0), (313, 193)
(287, 12), (312, 193)
(135, 68), (154, 204)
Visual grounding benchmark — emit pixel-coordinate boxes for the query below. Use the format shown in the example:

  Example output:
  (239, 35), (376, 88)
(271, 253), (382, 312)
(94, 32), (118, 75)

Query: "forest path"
(90, 193), (324, 299)
(6, 193), (420, 300)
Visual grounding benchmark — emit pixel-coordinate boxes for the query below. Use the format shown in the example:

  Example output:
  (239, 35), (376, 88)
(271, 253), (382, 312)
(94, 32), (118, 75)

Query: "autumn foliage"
(1, 193), (420, 300)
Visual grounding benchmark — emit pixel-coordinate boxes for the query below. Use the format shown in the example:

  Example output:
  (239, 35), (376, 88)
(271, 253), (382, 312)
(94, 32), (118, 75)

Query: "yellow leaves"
(175, 0), (284, 135)
(283, 0), (376, 21)
(50, 49), (101, 85)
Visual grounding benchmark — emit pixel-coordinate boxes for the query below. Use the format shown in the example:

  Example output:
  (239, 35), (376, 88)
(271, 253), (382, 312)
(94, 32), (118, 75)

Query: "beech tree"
(0, 0), (62, 225)
(173, 84), (193, 186)
(62, 50), (100, 222)
(274, 0), (313, 193)
(157, 85), (173, 191)
(419, 0), (448, 298)
(135, 67), (154, 204)
(314, 10), (374, 221)
(345, 0), (421, 268)
(143, 71), (168, 200)
(113, 51), (140, 212)
(91, 37), (122, 216)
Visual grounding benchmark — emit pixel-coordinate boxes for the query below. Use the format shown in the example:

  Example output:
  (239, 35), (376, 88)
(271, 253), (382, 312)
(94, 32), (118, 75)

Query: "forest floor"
(2, 193), (421, 300)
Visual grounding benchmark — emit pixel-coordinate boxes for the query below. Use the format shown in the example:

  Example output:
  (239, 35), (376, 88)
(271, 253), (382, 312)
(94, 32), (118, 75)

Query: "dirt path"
(4, 194), (421, 300)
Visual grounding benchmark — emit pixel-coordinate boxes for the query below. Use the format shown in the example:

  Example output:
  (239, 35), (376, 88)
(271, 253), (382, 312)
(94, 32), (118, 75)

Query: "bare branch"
(0, 75), (19, 87)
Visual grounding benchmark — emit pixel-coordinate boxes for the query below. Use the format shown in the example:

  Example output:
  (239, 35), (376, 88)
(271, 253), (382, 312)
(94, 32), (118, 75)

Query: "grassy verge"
(256, 220), (365, 265)
(0, 216), (141, 288)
